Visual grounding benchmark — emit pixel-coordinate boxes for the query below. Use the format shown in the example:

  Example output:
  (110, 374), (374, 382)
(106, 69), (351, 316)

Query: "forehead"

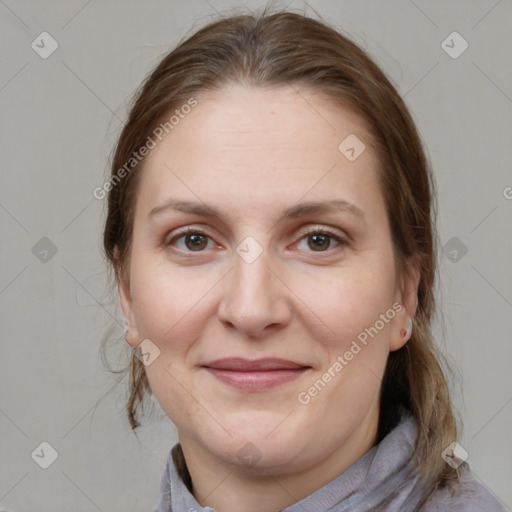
(135, 83), (383, 222)
(157, 84), (373, 154)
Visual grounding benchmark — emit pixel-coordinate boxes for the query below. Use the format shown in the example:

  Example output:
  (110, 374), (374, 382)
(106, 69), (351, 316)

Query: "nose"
(217, 243), (291, 338)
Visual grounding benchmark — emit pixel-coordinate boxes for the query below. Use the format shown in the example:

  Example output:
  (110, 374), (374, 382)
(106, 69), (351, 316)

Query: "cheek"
(129, 252), (220, 358)
(144, 362), (209, 438)
(131, 261), (214, 426)
(293, 260), (396, 349)
(296, 272), (392, 412)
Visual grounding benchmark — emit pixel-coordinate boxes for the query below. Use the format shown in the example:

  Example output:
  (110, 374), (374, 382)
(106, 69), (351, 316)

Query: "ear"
(116, 259), (140, 349)
(389, 255), (421, 352)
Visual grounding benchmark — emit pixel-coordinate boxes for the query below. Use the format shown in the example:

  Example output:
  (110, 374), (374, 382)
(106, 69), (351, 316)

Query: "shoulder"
(419, 462), (506, 512)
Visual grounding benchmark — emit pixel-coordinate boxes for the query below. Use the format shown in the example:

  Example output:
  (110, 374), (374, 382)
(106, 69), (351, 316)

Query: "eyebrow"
(148, 198), (365, 223)
(148, 198), (365, 226)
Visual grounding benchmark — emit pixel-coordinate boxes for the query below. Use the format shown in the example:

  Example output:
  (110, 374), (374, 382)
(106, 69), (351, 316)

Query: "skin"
(119, 83), (420, 512)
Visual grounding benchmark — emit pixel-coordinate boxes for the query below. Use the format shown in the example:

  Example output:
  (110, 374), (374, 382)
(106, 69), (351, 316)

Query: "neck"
(178, 408), (379, 512)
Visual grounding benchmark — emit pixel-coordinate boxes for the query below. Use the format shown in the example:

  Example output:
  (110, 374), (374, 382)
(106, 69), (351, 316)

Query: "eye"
(296, 227), (350, 253)
(165, 226), (350, 255)
(166, 227), (215, 252)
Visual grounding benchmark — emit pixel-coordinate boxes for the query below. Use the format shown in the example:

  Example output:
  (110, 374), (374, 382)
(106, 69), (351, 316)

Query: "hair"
(101, 4), (462, 493)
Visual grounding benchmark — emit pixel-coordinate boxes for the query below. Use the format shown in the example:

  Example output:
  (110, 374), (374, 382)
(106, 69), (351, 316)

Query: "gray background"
(1, 0), (511, 510)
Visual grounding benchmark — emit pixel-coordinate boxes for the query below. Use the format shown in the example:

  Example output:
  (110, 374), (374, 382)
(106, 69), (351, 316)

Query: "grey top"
(153, 412), (506, 511)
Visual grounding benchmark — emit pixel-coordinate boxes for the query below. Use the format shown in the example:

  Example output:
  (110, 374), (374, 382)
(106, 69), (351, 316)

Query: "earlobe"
(117, 271), (140, 348)
(399, 318), (413, 342)
(124, 328), (138, 348)
(390, 311), (413, 352)
(390, 257), (421, 352)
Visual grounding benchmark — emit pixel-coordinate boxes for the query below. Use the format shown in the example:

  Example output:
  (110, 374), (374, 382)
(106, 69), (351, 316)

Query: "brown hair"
(102, 4), (461, 491)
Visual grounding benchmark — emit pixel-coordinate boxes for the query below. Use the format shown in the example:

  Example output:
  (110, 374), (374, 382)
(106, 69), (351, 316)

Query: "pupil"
(310, 234), (329, 251)
(187, 234), (206, 250)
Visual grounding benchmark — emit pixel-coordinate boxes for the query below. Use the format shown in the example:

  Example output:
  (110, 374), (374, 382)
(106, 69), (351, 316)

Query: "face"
(119, 83), (418, 476)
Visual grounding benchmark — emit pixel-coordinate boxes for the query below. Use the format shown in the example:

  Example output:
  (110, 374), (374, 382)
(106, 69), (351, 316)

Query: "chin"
(196, 413), (310, 472)
(217, 441), (306, 475)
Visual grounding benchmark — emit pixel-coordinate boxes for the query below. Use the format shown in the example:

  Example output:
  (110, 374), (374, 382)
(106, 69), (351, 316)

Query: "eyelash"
(165, 225), (351, 255)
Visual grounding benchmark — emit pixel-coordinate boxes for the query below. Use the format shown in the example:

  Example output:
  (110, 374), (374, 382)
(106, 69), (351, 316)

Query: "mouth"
(201, 358), (311, 391)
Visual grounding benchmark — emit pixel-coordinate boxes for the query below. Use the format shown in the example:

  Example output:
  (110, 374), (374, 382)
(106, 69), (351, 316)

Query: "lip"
(202, 358), (310, 391)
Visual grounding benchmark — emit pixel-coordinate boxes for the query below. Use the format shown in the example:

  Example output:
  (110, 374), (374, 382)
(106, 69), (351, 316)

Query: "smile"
(201, 358), (311, 391)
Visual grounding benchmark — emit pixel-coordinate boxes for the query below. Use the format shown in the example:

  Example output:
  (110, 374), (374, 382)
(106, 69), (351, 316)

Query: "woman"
(101, 7), (505, 512)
